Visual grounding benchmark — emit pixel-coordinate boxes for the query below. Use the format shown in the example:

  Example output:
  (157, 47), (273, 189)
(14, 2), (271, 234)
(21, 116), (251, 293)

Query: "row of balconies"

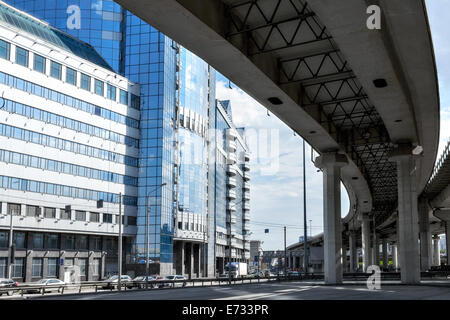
(227, 176), (250, 190)
(227, 165), (250, 182)
(226, 201), (250, 212)
(227, 214), (237, 224)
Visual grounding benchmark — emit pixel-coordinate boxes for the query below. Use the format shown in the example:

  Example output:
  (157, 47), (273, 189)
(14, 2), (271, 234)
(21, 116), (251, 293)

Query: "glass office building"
(5, 0), (250, 277)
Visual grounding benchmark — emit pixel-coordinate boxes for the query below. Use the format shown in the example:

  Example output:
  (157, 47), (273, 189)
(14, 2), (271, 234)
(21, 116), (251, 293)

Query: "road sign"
(59, 258), (64, 266)
(264, 229), (269, 233)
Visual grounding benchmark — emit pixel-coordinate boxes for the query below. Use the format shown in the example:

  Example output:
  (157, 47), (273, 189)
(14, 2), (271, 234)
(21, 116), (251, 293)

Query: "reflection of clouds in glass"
(91, 0), (102, 15)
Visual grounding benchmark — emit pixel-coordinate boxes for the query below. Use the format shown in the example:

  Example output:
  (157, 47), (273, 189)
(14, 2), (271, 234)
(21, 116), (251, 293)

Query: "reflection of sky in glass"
(179, 129), (208, 216)
(179, 49), (209, 118)
(6, 0), (122, 72)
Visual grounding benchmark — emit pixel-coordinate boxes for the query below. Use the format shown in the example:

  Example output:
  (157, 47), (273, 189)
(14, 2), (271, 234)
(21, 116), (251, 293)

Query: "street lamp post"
(302, 139), (308, 276)
(145, 182), (166, 289)
(7, 206), (13, 279)
(118, 193), (122, 291)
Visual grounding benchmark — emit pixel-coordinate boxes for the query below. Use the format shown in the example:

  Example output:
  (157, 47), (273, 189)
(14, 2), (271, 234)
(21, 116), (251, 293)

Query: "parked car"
(158, 275), (186, 288)
(101, 275), (133, 289)
(0, 278), (18, 296)
(132, 276), (156, 288)
(25, 279), (65, 293)
(287, 271), (300, 277)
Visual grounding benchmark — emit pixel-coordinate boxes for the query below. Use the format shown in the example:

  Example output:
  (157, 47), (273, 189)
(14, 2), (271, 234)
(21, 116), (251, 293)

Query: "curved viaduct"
(115, 0), (440, 284)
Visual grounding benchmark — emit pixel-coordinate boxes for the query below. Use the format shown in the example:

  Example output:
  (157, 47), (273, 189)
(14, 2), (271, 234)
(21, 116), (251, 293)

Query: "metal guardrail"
(0, 275), (303, 297)
(1, 271), (449, 297)
(427, 138), (450, 188)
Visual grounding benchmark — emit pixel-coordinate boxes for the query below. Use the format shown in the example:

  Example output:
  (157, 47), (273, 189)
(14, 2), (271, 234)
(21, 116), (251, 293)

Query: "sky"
(216, 0), (450, 251)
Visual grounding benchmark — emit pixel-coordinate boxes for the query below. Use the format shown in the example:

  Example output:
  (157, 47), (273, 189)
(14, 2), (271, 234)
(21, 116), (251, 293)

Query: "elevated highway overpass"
(115, 0), (440, 284)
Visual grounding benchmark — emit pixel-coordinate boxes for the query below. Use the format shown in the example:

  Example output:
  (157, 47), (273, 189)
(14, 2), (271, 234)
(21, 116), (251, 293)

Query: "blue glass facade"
(124, 13), (176, 265)
(5, 0), (122, 72)
(178, 49), (209, 219)
(5, 0), (177, 267)
(6, 0), (249, 275)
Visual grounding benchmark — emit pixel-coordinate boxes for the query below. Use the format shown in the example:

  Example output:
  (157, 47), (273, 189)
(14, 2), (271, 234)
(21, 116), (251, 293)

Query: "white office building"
(0, 3), (140, 282)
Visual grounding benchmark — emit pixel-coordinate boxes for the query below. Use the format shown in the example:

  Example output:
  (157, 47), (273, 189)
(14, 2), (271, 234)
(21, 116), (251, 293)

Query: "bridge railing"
(428, 138), (450, 186)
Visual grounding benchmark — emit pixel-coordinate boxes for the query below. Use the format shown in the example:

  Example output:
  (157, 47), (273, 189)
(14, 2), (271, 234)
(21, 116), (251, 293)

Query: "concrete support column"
(432, 235), (440, 266)
(360, 213), (371, 272)
(392, 244), (398, 270)
(382, 238), (388, 269)
(372, 232), (379, 266)
(342, 242), (348, 272)
(194, 244), (200, 278)
(433, 210), (450, 266)
(189, 243), (194, 279)
(349, 231), (357, 272)
(419, 199), (432, 271)
(315, 152), (348, 284)
(395, 218), (401, 269)
(389, 144), (420, 284)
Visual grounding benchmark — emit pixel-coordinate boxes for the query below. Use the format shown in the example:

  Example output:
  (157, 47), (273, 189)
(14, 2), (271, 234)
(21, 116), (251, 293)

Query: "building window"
(26, 205), (40, 217)
(80, 73), (91, 91)
(13, 232), (26, 249)
(15, 46), (28, 67)
(0, 231), (8, 248)
(47, 234), (59, 249)
(78, 235), (88, 250)
(0, 258), (6, 278)
(66, 67), (77, 85)
(107, 84), (116, 101)
(92, 258), (100, 277)
(33, 54), (46, 74)
(103, 213), (112, 224)
(75, 210), (86, 221)
(0, 39), (10, 60)
(90, 212), (100, 223)
(64, 235), (75, 250)
(60, 208), (71, 220)
(128, 216), (137, 226)
(50, 61), (62, 80)
(7, 203), (21, 216)
(13, 258), (24, 278)
(94, 79), (104, 96)
(32, 258), (43, 278)
(33, 233), (44, 249)
(119, 89), (128, 105)
(130, 94), (140, 109)
(92, 237), (102, 251)
(47, 258), (58, 278)
(64, 258), (74, 267)
(78, 258), (87, 277)
(44, 207), (56, 219)
(178, 221), (182, 230)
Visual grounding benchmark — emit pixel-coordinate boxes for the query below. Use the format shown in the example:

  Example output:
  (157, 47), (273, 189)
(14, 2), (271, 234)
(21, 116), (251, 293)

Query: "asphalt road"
(29, 281), (450, 300)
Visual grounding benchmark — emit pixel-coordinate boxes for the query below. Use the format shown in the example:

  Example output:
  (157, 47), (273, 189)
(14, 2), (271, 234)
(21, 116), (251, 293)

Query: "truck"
(224, 262), (248, 278)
